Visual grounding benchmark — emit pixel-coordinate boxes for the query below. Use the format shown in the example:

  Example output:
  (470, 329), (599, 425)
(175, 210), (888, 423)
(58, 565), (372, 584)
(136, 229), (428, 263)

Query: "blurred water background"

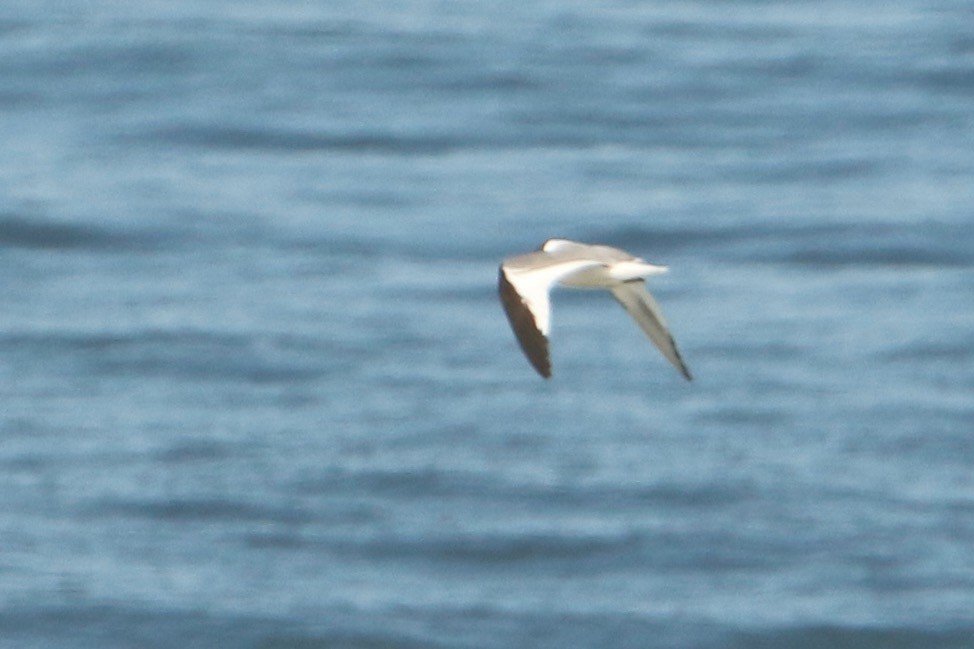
(2, 1), (974, 647)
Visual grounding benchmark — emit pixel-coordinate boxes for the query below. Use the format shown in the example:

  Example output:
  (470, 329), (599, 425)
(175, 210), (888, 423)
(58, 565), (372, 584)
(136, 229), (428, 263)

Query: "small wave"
(777, 246), (972, 268)
(756, 223), (974, 268)
(693, 406), (793, 427)
(598, 222), (974, 268)
(906, 64), (974, 97)
(244, 532), (309, 550)
(139, 124), (467, 155)
(152, 441), (233, 464)
(0, 90), (40, 108)
(0, 329), (336, 385)
(692, 342), (807, 360)
(93, 497), (311, 525)
(340, 529), (640, 565)
(255, 631), (433, 649)
(728, 624), (974, 649)
(0, 605), (335, 649)
(0, 214), (166, 252)
(300, 462), (755, 503)
(878, 341), (974, 364)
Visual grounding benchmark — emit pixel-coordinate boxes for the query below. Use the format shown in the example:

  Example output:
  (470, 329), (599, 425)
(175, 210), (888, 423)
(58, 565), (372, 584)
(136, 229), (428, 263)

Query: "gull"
(498, 238), (692, 380)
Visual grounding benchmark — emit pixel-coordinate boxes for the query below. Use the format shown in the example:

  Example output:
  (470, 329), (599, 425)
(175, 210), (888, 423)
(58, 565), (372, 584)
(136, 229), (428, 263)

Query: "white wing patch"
(502, 259), (600, 335)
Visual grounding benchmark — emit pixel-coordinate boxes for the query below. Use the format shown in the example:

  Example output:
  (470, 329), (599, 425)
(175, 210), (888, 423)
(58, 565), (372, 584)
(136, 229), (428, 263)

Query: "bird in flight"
(498, 238), (692, 380)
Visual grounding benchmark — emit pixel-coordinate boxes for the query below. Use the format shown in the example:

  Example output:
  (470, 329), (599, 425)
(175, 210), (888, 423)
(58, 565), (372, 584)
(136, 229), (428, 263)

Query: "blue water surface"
(1, 1), (973, 647)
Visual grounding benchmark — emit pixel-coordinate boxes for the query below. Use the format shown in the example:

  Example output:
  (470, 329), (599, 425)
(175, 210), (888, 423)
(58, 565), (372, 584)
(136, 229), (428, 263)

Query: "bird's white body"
(498, 238), (691, 380)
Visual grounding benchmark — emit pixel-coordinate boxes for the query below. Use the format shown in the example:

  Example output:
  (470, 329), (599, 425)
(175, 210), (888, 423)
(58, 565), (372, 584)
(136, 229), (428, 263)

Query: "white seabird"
(498, 238), (692, 380)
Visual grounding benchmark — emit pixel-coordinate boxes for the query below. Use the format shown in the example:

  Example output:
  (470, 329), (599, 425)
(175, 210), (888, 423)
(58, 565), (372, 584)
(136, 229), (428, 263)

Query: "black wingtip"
(673, 343), (693, 382)
(498, 266), (552, 379)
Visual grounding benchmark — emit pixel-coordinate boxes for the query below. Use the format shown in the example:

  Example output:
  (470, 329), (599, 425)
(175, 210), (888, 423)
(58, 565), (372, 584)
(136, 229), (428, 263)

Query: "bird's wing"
(610, 280), (692, 381)
(498, 253), (602, 378)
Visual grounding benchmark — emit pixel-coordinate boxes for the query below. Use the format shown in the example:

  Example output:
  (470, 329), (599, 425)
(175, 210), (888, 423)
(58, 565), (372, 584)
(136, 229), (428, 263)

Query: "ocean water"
(2, 1), (974, 647)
